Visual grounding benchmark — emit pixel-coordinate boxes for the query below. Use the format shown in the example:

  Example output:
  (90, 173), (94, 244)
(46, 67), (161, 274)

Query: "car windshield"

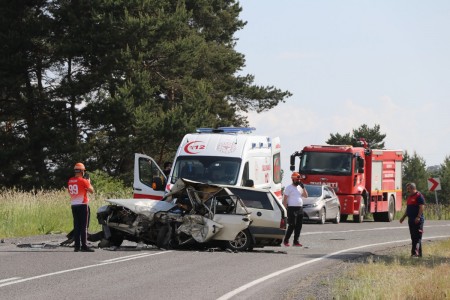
(171, 156), (241, 185)
(304, 185), (323, 197)
(300, 152), (353, 175)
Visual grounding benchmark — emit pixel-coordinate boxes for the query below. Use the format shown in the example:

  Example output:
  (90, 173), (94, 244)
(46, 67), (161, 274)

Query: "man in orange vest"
(68, 163), (95, 252)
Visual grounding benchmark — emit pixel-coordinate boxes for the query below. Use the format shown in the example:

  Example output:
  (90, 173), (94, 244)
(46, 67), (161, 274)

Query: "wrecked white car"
(96, 179), (254, 251)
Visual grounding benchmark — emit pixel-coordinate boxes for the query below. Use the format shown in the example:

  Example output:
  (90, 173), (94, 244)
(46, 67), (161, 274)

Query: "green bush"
(88, 170), (133, 199)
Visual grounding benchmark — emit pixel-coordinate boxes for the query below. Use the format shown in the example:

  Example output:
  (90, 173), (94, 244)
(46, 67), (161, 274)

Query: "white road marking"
(303, 224), (450, 235)
(217, 235), (450, 300)
(0, 251), (172, 288)
(0, 278), (21, 284)
(100, 252), (156, 263)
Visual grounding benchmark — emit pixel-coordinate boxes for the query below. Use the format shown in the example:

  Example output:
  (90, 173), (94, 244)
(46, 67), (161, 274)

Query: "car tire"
(156, 224), (171, 249)
(109, 230), (124, 247)
(333, 209), (340, 224)
(225, 229), (253, 252)
(98, 238), (110, 248)
(318, 208), (326, 224)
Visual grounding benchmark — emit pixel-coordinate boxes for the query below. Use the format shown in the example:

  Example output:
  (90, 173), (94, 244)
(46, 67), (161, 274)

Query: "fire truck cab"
(134, 127), (283, 200)
(290, 142), (403, 223)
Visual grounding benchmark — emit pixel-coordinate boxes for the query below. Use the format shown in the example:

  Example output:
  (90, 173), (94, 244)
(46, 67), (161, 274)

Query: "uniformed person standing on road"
(400, 182), (425, 257)
(67, 163), (95, 252)
(283, 172), (308, 247)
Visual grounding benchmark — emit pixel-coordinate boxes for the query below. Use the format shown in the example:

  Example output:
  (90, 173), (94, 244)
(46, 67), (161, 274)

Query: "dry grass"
(333, 239), (450, 300)
(0, 189), (111, 238)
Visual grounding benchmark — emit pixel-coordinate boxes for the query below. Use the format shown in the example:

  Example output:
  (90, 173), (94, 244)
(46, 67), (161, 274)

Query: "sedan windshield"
(304, 185), (323, 197)
(171, 156), (241, 185)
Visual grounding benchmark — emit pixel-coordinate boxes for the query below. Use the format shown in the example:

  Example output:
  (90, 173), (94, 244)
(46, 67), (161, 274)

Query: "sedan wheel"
(318, 208), (326, 224)
(333, 209), (340, 224)
(225, 229), (252, 252)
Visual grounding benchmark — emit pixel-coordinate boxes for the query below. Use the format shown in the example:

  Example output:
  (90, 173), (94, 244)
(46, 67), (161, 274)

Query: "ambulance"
(133, 127), (283, 200)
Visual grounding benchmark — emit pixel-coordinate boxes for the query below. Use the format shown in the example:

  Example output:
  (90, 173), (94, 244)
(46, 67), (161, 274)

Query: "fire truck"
(134, 127), (283, 200)
(289, 140), (403, 222)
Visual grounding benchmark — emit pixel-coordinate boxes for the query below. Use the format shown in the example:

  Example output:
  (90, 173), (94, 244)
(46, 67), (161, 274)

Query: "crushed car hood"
(106, 198), (176, 218)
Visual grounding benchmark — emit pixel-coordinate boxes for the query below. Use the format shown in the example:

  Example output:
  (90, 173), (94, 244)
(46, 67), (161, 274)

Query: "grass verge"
(332, 239), (450, 299)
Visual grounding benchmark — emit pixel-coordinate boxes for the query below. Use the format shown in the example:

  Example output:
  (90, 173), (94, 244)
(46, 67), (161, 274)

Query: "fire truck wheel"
(353, 204), (365, 223)
(385, 196), (395, 222)
(340, 214), (348, 222)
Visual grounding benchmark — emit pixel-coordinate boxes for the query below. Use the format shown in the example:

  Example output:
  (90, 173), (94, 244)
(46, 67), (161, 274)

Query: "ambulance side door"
(133, 153), (166, 200)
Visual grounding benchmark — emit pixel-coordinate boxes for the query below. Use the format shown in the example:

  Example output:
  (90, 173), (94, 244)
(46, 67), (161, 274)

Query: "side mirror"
(244, 179), (254, 187)
(152, 177), (165, 191)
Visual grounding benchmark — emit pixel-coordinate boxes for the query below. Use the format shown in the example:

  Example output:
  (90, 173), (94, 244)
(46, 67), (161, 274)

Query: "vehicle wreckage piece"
(97, 179), (252, 250)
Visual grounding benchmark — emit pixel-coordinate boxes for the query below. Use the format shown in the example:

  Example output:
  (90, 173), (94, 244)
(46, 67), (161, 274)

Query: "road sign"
(427, 177), (441, 191)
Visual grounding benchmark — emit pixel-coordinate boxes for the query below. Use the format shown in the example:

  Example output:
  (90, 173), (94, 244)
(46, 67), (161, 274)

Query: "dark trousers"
(408, 218), (424, 256)
(284, 206), (303, 243)
(71, 204), (89, 249)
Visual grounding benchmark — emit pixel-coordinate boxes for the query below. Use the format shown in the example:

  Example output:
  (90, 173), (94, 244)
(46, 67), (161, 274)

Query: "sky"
(235, 0), (450, 184)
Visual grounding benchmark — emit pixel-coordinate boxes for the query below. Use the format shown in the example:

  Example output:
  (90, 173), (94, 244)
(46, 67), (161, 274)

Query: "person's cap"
(291, 172), (301, 180)
(74, 162), (86, 171)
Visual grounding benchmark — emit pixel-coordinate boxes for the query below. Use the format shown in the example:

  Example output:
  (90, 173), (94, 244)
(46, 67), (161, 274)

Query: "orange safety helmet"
(291, 172), (301, 180)
(74, 162), (86, 171)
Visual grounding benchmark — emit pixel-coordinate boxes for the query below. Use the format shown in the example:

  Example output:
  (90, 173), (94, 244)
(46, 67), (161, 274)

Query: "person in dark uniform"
(400, 182), (425, 257)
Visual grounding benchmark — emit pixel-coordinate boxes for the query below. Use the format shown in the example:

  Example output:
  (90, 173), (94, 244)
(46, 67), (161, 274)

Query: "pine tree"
(326, 124), (386, 149)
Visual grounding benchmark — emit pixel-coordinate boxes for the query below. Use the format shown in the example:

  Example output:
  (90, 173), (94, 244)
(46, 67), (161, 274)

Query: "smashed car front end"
(97, 179), (252, 249)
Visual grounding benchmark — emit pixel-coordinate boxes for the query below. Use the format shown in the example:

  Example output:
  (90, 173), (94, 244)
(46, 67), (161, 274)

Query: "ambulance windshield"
(299, 152), (353, 175)
(171, 156), (241, 185)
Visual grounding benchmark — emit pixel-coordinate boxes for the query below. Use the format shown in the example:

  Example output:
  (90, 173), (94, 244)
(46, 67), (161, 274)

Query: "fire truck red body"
(290, 142), (403, 222)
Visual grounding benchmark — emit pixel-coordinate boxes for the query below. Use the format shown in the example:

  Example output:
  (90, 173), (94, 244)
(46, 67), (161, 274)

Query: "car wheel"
(156, 224), (172, 249)
(333, 209), (340, 224)
(109, 230), (124, 247)
(225, 229), (252, 252)
(318, 208), (326, 224)
(98, 238), (110, 248)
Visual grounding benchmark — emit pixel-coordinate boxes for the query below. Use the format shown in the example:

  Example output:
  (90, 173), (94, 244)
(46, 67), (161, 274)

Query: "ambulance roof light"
(196, 127), (255, 134)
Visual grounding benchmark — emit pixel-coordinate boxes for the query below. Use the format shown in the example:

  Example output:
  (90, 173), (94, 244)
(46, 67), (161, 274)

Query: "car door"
(227, 188), (285, 239)
(324, 186), (339, 217)
(210, 195), (252, 241)
(133, 153), (166, 200)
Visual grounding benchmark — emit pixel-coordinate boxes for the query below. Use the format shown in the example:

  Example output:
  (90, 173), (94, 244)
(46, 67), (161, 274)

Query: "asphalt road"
(1, 220), (450, 300)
